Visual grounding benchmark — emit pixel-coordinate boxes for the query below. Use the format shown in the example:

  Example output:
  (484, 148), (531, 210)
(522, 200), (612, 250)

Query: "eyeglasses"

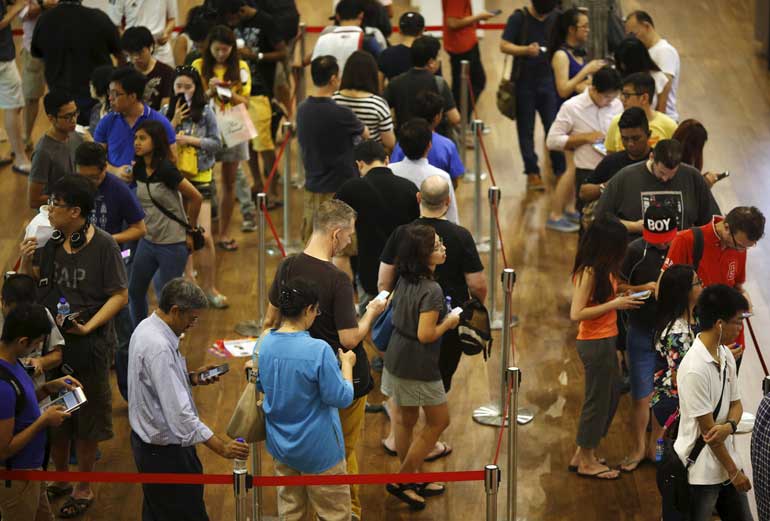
(620, 91), (642, 100)
(433, 238), (445, 252)
(729, 227), (752, 251)
(56, 110), (80, 121)
(47, 197), (70, 209)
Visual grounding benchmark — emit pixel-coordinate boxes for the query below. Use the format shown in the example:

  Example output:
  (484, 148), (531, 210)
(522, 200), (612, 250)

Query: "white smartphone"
(450, 306), (463, 316)
(45, 388), (87, 414)
(374, 290), (390, 302)
(75, 124), (87, 135)
(629, 290), (652, 300)
(215, 85), (233, 99)
(199, 363), (230, 381)
(593, 143), (608, 156)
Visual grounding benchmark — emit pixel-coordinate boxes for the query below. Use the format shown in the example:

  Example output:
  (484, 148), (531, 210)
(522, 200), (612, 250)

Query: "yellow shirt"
(604, 110), (678, 153)
(191, 58), (252, 110)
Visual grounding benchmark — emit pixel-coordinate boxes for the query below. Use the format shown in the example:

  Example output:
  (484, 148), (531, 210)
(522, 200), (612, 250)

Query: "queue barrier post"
(506, 367), (524, 521)
(487, 187), (502, 330)
(473, 269), (534, 427)
(257, 194), (267, 329)
(281, 122), (302, 255)
(233, 463), (250, 521)
(484, 464), (501, 521)
(459, 60), (470, 169)
(472, 120), (489, 252)
(293, 23), (307, 189)
(765, 376), (770, 394)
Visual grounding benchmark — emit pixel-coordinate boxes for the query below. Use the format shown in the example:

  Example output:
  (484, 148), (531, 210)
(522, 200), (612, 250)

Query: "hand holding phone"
(374, 290), (390, 302)
(198, 363), (230, 383)
(216, 85), (233, 100)
(628, 290), (652, 300)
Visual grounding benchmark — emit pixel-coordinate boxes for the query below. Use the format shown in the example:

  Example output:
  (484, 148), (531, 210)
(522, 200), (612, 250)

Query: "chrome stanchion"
(233, 459), (249, 521)
(764, 376), (770, 394)
(473, 269), (532, 426)
(484, 464), (501, 521)
(234, 194), (268, 337)
(472, 120), (489, 252)
(507, 367), (525, 521)
(246, 364), (277, 521)
(487, 187), (502, 329)
(293, 23), (307, 189)
(281, 122), (302, 254)
(459, 60), (469, 169)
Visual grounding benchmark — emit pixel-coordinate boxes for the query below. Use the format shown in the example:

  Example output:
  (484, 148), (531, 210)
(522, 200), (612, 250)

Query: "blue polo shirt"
(90, 172), (145, 238)
(94, 104), (176, 167)
(391, 131), (465, 180)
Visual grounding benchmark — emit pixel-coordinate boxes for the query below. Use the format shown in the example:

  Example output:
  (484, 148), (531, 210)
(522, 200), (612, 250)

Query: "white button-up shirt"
(674, 335), (741, 485)
(389, 158), (460, 225)
(546, 89), (622, 171)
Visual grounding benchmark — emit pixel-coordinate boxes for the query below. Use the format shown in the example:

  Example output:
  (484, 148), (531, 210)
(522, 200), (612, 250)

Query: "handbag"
(144, 180), (205, 251)
(457, 297), (493, 358)
(177, 124), (199, 179)
(215, 102), (258, 148)
(372, 302), (394, 351)
(657, 364), (727, 514)
(496, 8), (529, 121)
(227, 337), (266, 443)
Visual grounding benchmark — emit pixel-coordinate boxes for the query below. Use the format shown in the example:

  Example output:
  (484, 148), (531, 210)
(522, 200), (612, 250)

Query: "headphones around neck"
(50, 222), (90, 250)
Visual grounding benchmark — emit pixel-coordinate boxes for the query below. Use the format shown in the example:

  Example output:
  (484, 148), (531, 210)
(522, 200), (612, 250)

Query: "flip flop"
(386, 483), (426, 511)
(0, 156), (12, 167)
(619, 457), (650, 473)
(576, 468), (620, 480)
(416, 482), (446, 497)
(12, 164), (30, 176)
(60, 496), (94, 518)
(568, 457), (607, 473)
(216, 239), (238, 251)
(381, 439), (397, 457)
(46, 484), (73, 500)
(424, 440), (453, 462)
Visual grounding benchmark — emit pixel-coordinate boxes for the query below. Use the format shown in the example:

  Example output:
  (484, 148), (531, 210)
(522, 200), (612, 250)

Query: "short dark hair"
(593, 66), (622, 93)
(43, 90), (75, 117)
(310, 55), (339, 87)
(121, 26), (155, 53)
(90, 65), (115, 99)
(216, 0), (246, 15)
(398, 118), (432, 160)
(623, 72), (655, 103)
(1, 274), (36, 307)
(277, 278), (319, 319)
(335, 0), (363, 20)
(340, 50), (379, 94)
(136, 120), (172, 168)
(652, 139), (682, 169)
(414, 90), (443, 122)
(75, 142), (107, 170)
(354, 139), (387, 164)
(726, 206), (766, 242)
(1, 303), (50, 344)
(618, 107), (649, 133)
(184, 6), (216, 43)
(395, 223), (436, 283)
(410, 36), (440, 68)
(696, 284), (749, 331)
(110, 66), (147, 99)
(628, 10), (655, 28)
(50, 175), (96, 218)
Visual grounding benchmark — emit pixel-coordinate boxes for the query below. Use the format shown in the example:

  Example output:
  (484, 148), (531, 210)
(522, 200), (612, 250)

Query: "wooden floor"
(3, 0), (770, 519)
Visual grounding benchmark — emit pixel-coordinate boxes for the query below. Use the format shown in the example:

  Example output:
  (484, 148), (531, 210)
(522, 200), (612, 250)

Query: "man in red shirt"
(442, 0), (497, 123)
(663, 206), (765, 354)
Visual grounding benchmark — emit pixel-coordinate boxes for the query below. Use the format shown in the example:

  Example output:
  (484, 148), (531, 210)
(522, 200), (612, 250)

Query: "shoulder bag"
(177, 123), (199, 180)
(144, 180), (205, 251)
(497, 8), (529, 121)
(227, 336), (266, 443)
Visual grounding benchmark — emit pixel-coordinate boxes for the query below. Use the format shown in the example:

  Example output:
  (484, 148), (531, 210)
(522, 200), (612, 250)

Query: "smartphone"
(487, 9), (502, 16)
(74, 124), (87, 135)
(216, 85), (233, 100)
(592, 143), (608, 156)
(540, 46), (548, 54)
(21, 361), (36, 375)
(374, 290), (390, 302)
(45, 388), (87, 414)
(716, 171), (730, 181)
(450, 306), (464, 317)
(629, 290), (652, 300)
(173, 93), (189, 111)
(59, 311), (82, 331)
(199, 363), (230, 381)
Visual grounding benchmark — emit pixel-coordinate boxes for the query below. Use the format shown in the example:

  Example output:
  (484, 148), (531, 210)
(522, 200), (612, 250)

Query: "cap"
(399, 12), (425, 36)
(643, 205), (678, 244)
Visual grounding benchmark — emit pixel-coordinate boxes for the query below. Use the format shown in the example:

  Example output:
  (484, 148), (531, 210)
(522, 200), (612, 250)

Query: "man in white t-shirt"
(624, 10), (680, 122)
(82, 0), (120, 24)
(311, 0), (384, 72)
(674, 284), (753, 521)
(109, 0), (178, 66)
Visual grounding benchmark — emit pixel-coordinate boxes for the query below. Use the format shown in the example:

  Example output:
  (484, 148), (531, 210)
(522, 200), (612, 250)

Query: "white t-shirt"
(674, 336), (741, 485)
(110, 0), (178, 66)
(389, 158), (460, 225)
(82, 0), (121, 24)
(648, 39), (680, 121)
(312, 26), (365, 73)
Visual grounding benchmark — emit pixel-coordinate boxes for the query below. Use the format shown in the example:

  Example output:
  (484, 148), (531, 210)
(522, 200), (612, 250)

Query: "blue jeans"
(236, 165), (256, 217)
(689, 482), (753, 521)
(515, 76), (565, 176)
(128, 239), (189, 327)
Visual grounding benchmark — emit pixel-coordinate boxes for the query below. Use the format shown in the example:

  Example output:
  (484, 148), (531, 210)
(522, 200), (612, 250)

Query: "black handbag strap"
(685, 361), (728, 467)
(144, 180), (192, 232)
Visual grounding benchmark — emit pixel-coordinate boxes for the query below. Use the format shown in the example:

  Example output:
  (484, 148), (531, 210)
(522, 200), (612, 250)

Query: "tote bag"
(215, 103), (258, 148)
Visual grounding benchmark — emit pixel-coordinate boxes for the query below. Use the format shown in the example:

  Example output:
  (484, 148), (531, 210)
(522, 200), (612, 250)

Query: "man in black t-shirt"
(32, 0), (121, 126)
(263, 199), (386, 521)
(335, 140), (419, 304)
(378, 11), (425, 82)
(120, 27), (174, 111)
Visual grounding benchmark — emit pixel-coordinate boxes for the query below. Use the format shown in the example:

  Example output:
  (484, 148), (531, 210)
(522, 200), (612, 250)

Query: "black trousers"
(439, 329), (463, 392)
(448, 44), (486, 121)
(130, 431), (209, 521)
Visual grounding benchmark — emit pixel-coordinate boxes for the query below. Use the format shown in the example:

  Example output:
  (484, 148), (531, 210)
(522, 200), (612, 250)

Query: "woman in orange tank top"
(568, 215), (645, 480)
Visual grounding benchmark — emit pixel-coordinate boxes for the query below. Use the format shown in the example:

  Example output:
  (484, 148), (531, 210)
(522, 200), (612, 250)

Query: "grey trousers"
(576, 337), (620, 449)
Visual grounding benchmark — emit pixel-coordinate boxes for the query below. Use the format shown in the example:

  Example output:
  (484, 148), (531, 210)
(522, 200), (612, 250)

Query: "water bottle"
(233, 437), (247, 474)
(57, 298), (70, 321)
(655, 438), (664, 463)
(445, 296), (452, 314)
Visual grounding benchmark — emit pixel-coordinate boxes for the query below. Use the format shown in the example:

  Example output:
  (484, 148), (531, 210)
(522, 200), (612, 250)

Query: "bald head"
(419, 175), (450, 212)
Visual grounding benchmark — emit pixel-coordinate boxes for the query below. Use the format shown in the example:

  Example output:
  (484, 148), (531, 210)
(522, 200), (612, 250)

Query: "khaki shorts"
(20, 48), (45, 101)
(0, 60), (24, 109)
(248, 95), (275, 152)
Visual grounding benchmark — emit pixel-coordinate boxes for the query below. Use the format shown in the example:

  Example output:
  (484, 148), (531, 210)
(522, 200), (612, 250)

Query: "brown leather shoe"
(526, 174), (546, 192)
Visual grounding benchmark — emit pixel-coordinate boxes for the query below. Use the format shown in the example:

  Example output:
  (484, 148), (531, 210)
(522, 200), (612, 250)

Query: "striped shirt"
(332, 92), (393, 143)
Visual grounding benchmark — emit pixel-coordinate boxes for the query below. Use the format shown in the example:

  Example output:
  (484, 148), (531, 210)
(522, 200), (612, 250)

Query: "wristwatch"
(257, 52), (264, 61)
(727, 420), (738, 434)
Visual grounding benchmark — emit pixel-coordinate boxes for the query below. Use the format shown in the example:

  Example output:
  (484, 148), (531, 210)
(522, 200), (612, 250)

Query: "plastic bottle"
(57, 298), (70, 319)
(233, 437), (248, 474)
(445, 296), (452, 314)
(655, 438), (664, 463)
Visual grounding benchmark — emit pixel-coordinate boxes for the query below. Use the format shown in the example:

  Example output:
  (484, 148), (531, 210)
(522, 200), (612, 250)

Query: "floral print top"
(652, 318), (695, 407)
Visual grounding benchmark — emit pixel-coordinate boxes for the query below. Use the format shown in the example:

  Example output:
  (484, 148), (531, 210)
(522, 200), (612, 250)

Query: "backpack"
(691, 227), (705, 272)
(0, 363), (27, 487)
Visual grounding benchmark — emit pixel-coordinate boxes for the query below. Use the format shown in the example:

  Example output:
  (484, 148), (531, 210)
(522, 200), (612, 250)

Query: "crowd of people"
(0, 0), (767, 520)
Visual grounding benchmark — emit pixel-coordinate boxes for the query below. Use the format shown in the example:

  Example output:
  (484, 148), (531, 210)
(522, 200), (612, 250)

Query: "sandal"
(60, 496), (94, 518)
(216, 239), (238, 251)
(46, 484), (73, 500)
(386, 483), (426, 510)
(568, 457), (607, 473)
(381, 439), (397, 457)
(424, 440), (453, 462)
(416, 482), (446, 497)
(576, 468), (620, 480)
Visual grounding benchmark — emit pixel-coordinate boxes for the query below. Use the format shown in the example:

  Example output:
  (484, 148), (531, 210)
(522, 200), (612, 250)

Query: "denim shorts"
(626, 323), (657, 400)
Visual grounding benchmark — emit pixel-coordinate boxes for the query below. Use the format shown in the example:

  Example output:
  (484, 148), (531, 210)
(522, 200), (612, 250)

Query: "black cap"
(333, 0), (364, 21)
(643, 205), (678, 244)
(399, 12), (425, 36)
